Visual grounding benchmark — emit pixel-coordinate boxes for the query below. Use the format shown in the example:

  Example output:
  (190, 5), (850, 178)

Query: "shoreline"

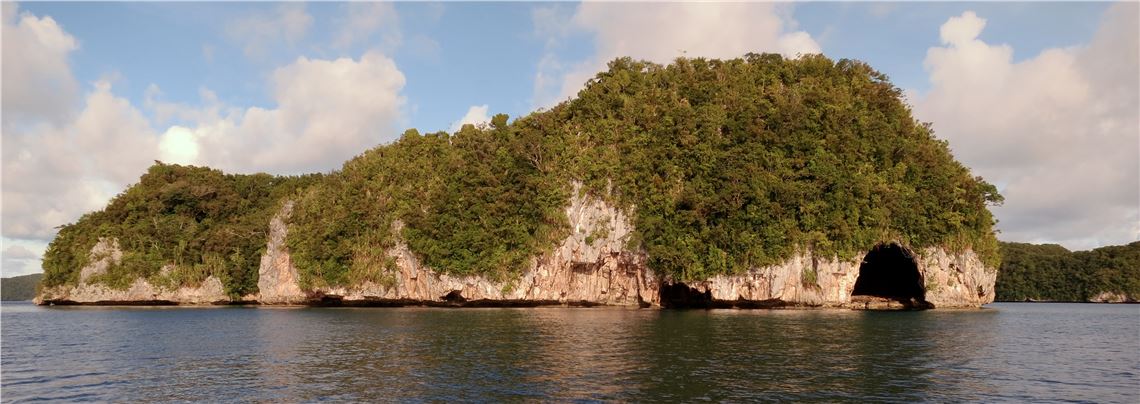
(30, 297), (937, 310)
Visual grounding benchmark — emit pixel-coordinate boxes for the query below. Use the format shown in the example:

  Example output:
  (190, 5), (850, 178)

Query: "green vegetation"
(285, 116), (569, 288)
(41, 54), (1002, 291)
(2, 273), (44, 301)
(558, 55), (1001, 280)
(41, 163), (319, 298)
(995, 241), (1140, 302)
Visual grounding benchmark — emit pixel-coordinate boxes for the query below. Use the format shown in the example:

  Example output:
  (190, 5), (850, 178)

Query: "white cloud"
(939, 11), (987, 46)
(533, 2), (821, 107)
(2, 242), (44, 277)
(2, 6), (409, 259)
(2, 245), (39, 260)
(144, 85), (224, 127)
(2, 80), (160, 241)
(911, 5), (1140, 250)
(227, 3), (312, 60)
(450, 105), (490, 132)
(333, 2), (401, 51)
(179, 51), (407, 174)
(1, 2), (79, 128)
(159, 126), (201, 165)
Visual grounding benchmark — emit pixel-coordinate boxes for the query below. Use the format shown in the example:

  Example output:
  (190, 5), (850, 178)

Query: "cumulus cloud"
(911, 4), (1139, 249)
(2, 245), (39, 260)
(2, 80), (160, 240)
(227, 3), (313, 60)
(2, 6), (410, 261)
(533, 2), (821, 107)
(2, 244), (42, 277)
(144, 85), (225, 127)
(1, 2), (79, 128)
(450, 105), (490, 132)
(173, 51), (407, 174)
(158, 126), (201, 165)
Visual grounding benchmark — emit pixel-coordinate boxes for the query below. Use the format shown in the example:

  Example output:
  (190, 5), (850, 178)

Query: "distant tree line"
(995, 241), (1139, 302)
(2, 273), (43, 301)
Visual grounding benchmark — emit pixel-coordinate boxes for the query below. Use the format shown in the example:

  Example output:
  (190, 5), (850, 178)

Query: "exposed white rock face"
(256, 201), (306, 304)
(261, 182), (661, 306)
(672, 246), (995, 309)
(37, 277), (228, 304)
(684, 251), (863, 307)
(78, 238), (121, 283)
(1089, 291), (1134, 303)
(35, 238), (229, 305)
(915, 247), (996, 308)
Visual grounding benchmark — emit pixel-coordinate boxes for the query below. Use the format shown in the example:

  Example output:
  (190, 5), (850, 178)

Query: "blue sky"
(2, 1), (1137, 276)
(14, 1), (1110, 132)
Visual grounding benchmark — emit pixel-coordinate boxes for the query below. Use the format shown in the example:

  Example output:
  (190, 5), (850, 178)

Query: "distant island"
(996, 241), (1138, 303)
(2, 273), (43, 301)
(37, 54), (1005, 309)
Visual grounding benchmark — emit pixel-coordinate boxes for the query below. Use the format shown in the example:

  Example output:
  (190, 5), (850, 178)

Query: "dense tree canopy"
(995, 242), (1140, 301)
(41, 163), (319, 297)
(41, 54), (1002, 291)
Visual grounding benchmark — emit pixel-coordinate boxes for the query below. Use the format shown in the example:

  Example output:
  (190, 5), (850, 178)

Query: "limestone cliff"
(35, 238), (230, 305)
(260, 183), (660, 307)
(1088, 291), (1137, 303)
(37, 185), (997, 309)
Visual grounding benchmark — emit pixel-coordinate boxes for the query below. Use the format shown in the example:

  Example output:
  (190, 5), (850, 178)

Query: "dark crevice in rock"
(314, 294), (344, 306)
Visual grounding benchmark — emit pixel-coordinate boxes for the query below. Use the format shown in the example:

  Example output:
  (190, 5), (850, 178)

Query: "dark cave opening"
(659, 283), (713, 309)
(852, 243), (926, 302)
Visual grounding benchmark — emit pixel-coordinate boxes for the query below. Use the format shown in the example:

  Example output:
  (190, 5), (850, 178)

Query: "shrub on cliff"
(42, 53), (1002, 290)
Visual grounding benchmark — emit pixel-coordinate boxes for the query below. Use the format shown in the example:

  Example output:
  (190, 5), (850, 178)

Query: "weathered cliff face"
(260, 183), (660, 306)
(680, 252), (862, 308)
(35, 238), (229, 305)
(659, 246), (994, 309)
(1088, 291), (1136, 303)
(256, 201), (306, 304)
(915, 247), (996, 308)
(39, 184), (997, 309)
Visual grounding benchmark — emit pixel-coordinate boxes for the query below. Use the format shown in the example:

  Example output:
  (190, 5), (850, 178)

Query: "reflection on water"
(2, 302), (1137, 402)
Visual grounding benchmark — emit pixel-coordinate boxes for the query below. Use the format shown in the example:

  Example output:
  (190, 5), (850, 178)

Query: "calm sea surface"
(2, 302), (1137, 402)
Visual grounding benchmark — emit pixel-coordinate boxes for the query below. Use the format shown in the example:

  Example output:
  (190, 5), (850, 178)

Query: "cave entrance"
(659, 283), (714, 309)
(852, 243), (925, 304)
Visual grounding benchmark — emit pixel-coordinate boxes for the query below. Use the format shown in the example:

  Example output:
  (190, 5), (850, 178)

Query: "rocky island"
(37, 54), (1003, 309)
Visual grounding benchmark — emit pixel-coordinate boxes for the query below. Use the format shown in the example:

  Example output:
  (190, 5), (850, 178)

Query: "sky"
(2, 1), (1137, 277)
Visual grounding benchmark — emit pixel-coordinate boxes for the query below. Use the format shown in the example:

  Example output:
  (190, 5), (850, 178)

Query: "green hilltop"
(42, 54), (1003, 298)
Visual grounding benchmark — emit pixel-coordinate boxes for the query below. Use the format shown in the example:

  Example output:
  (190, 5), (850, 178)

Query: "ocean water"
(2, 302), (1137, 402)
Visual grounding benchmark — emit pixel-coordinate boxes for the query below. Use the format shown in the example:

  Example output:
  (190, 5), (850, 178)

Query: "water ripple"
(2, 302), (1138, 402)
